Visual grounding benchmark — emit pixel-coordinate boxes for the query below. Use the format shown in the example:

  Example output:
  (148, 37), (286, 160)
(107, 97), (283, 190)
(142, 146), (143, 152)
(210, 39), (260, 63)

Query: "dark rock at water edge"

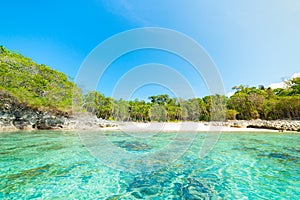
(0, 91), (116, 131)
(0, 105), (68, 131)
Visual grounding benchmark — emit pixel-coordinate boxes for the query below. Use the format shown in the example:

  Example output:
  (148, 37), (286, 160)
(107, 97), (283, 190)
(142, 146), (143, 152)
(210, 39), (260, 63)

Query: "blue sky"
(1, 0), (300, 100)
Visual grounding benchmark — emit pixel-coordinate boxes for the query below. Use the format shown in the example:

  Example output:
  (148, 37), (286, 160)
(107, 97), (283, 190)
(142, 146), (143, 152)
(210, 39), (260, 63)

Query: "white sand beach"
(102, 122), (278, 132)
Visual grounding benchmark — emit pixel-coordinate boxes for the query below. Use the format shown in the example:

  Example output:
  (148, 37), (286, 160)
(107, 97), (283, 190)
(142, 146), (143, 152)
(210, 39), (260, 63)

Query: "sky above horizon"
(1, 0), (300, 100)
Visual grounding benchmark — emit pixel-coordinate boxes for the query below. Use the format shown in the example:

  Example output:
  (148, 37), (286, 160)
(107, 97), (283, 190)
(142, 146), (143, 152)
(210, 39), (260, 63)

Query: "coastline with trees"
(0, 46), (299, 131)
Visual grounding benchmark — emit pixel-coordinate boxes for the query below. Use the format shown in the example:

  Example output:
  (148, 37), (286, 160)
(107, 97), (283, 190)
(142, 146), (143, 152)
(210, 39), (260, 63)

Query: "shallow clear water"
(0, 131), (299, 199)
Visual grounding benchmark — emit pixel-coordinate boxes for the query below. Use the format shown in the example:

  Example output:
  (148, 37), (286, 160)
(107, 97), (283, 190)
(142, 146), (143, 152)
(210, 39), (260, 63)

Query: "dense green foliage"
(0, 46), (81, 114)
(228, 83), (300, 120)
(1, 46), (299, 120)
(83, 92), (227, 122)
(83, 80), (300, 122)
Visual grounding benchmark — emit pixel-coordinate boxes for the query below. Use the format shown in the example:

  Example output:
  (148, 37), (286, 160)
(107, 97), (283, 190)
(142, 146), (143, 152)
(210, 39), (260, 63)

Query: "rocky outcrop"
(63, 115), (117, 130)
(226, 120), (300, 132)
(0, 92), (67, 131)
(0, 91), (116, 131)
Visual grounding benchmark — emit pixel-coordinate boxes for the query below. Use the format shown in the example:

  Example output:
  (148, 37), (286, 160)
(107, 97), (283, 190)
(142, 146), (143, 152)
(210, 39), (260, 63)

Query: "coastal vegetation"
(0, 46), (81, 115)
(84, 83), (300, 122)
(1, 46), (299, 122)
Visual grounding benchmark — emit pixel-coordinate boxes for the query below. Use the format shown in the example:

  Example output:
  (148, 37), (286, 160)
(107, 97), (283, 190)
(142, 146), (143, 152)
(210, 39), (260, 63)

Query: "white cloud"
(226, 91), (235, 97)
(291, 73), (300, 79)
(268, 72), (300, 89)
(269, 82), (285, 89)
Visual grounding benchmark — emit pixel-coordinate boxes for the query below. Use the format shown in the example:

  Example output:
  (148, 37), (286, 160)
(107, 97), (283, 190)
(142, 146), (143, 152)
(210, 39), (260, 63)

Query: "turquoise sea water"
(0, 131), (299, 199)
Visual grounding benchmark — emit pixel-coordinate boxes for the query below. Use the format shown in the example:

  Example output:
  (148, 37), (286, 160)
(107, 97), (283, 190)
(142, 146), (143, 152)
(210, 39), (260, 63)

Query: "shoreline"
(1, 117), (299, 133)
(99, 122), (285, 133)
(101, 120), (300, 133)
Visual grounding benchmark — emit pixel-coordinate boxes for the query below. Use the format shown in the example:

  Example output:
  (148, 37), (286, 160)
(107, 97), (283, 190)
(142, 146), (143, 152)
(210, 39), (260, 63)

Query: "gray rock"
(0, 92), (69, 130)
(227, 119), (300, 132)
